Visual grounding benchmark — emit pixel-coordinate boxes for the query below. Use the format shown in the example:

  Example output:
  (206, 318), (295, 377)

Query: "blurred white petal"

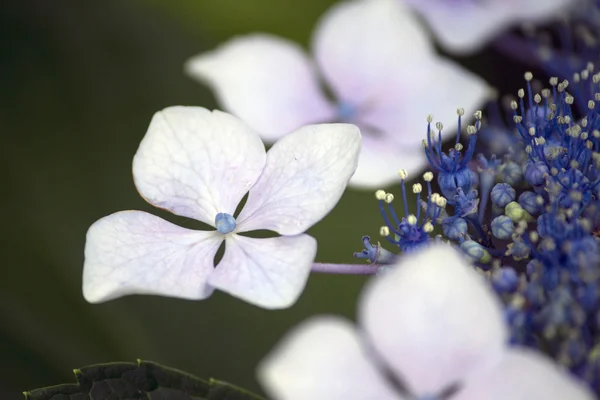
(186, 34), (335, 141)
(258, 317), (404, 400)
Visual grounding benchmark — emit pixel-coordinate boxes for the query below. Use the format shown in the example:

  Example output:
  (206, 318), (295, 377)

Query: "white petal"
(258, 316), (404, 400)
(313, 0), (433, 106)
(83, 211), (222, 303)
(358, 58), (491, 148)
(236, 123), (361, 235)
(349, 133), (428, 189)
(455, 349), (594, 400)
(359, 244), (508, 395)
(185, 34), (336, 142)
(208, 234), (317, 309)
(133, 107), (266, 225)
(405, 0), (573, 54)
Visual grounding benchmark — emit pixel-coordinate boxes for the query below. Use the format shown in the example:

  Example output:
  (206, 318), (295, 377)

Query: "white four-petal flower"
(185, 0), (491, 188)
(258, 245), (594, 399)
(402, 0), (574, 54)
(83, 106), (361, 309)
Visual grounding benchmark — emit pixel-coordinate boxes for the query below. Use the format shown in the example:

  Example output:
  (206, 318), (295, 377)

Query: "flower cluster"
(357, 70), (600, 393)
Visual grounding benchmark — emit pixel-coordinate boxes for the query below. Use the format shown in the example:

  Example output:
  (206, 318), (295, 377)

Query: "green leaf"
(23, 360), (264, 400)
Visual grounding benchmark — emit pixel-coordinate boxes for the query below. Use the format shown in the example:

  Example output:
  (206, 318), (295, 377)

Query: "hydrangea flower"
(185, 0), (490, 188)
(82, 106), (361, 309)
(259, 245), (593, 399)
(401, 0), (574, 54)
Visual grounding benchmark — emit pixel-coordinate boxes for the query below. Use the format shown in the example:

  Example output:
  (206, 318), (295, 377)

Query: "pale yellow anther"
(457, 108), (465, 116)
(375, 189), (386, 200)
(474, 110), (482, 120)
(436, 196), (447, 208)
(529, 231), (539, 243)
(398, 169), (408, 180)
(467, 125), (477, 135)
(528, 127), (536, 136)
(427, 114), (434, 123)
(412, 183), (423, 193)
(513, 115), (522, 124)
(423, 222), (434, 233)
(407, 215), (418, 225)
(385, 193), (394, 204)
(455, 143), (464, 151)
(430, 193), (440, 203)
(534, 94), (541, 104)
(524, 72), (533, 81)
(510, 100), (518, 110)
(518, 89), (525, 98)
(549, 77), (558, 86)
(436, 122), (444, 131)
(423, 172), (434, 182)
(379, 226), (390, 237)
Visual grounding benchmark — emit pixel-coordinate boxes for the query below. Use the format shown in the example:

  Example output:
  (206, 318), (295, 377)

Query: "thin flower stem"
(311, 262), (380, 275)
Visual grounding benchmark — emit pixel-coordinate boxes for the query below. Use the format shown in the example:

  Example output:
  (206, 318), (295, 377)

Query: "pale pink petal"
(359, 244), (508, 395)
(236, 123), (361, 235)
(350, 132), (428, 189)
(455, 349), (594, 400)
(185, 34), (336, 142)
(313, 0), (433, 106)
(83, 211), (222, 303)
(133, 107), (266, 225)
(358, 59), (491, 148)
(208, 234), (317, 309)
(405, 0), (573, 54)
(258, 316), (404, 400)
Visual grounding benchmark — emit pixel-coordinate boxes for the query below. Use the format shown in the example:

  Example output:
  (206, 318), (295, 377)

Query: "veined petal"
(208, 234), (317, 309)
(133, 107), (266, 225)
(313, 0), (433, 106)
(185, 34), (336, 142)
(455, 349), (594, 400)
(258, 317), (404, 400)
(83, 211), (222, 303)
(359, 58), (491, 148)
(350, 132), (429, 189)
(359, 244), (508, 395)
(235, 123), (361, 235)
(405, 0), (572, 54)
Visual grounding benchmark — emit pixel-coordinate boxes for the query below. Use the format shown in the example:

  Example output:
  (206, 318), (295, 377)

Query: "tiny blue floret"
(215, 212), (236, 234)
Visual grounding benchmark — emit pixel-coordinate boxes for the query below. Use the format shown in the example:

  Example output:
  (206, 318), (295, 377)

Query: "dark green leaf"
(23, 360), (264, 400)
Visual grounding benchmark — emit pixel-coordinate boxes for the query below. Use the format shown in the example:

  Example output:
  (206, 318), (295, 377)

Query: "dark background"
(1, 1), (528, 399)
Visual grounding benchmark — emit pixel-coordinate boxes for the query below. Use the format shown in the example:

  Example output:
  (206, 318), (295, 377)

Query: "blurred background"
(1, 1), (528, 398)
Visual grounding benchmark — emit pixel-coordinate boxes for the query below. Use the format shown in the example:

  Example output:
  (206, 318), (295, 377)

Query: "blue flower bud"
(518, 191), (543, 215)
(460, 240), (491, 264)
(442, 217), (468, 240)
(491, 183), (516, 208)
(492, 267), (519, 293)
(491, 215), (514, 240)
(524, 161), (548, 186)
(500, 161), (522, 185)
(437, 169), (473, 200)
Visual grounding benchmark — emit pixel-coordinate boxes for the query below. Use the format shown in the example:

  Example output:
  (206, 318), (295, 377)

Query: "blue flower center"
(215, 212), (236, 234)
(336, 102), (357, 122)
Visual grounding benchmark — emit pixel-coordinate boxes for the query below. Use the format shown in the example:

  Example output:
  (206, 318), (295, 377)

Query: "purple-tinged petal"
(358, 59), (491, 148)
(236, 123), (361, 235)
(258, 316), (404, 400)
(359, 244), (507, 395)
(350, 132), (429, 188)
(313, 0), (433, 107)
(185, 34), (336, 142)
(208, 234), (317, 309)
(455, 349), (594, 400)
(83, 211), (222, 303)
(404, 0), (573, 54)
(133, 107), (266, 225)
